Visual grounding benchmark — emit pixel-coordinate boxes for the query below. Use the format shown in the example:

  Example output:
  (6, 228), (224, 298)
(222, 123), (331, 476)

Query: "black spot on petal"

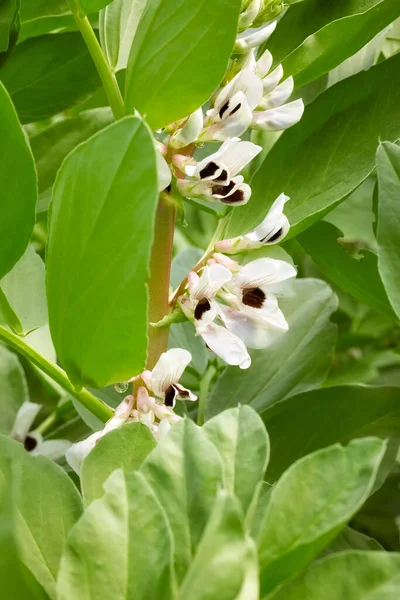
(212, 181), (236, 197)
(219, 101), (230, 119)
(24, 436), (37, 452)
(200, 162), (219, 179)
(214, 169), (229, 182)
(263, 227), (283, 243)
(229, 103), (241, 116)
(195, 298), (211, 321)
(165, 385), (177, 407)
(220, 188), (245, 204)
(242, 287), (266, 309)
(165, 183), (172, 193)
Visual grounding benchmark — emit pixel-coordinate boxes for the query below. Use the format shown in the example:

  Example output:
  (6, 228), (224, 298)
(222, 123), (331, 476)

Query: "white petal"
(174, 383), (197, 402)
(169, 108), (204, 148)
(32, 439), (72, 460)
(261, 76), (294, 109)
(215, 68), (263, 112)
(214, 138), (262, 177)
(198, 322), (251, 369)
(221, 305), (288, 350)
(256, 50), (273, 78)
(10, 402), (41, 442)
(252, 99), (305, 131)
(246, 193), (290, 243)
(194, 298), (218, 327)
(262, 64), (283, 94)
(202, 92), (253, 141)
(217, 179), (252, 206)
(66, 431), (101, 475)
(151, 348), (192, 397)
(190, 263), (232, 300)
(238, 257), (297, 288)
(156, 150), (172, 192)
(235, 21), (277, 52)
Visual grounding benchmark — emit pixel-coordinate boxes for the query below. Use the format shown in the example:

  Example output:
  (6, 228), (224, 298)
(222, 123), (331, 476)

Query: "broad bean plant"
(1, 0), (400, 598)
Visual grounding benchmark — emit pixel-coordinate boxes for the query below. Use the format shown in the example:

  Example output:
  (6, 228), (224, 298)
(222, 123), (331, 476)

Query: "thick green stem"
(147, 196), (177, 369)
(0, 325), (113, 423)
(197, 364), (216, 426)
(68, 4), (125, 120)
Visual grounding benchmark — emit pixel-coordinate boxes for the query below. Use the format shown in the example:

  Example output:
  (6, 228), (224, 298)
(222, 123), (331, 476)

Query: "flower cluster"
(177, 195), (296, 369)
(66, 349), (196, 474)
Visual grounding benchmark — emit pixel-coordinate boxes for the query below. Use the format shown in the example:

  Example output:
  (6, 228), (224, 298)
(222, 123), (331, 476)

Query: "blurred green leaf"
(79, 0), (113, 15)
(178, 491), (257, 600)
(298, 221), (394, 317)
(0, 435), (83, 599)
(262, 385), (400, 482)
(81, 422), (157, 505)
(323, 526), (384, 556)
(46, 117), (158, 388)
(100, 0), (148, 69)
(141, 419), (223, 582)
(125, 0), (241, 129)
(206, 279), (337, 418)
(267, 551), (400, 600)
(0, 82), (36, 280)
(376, 141), (400, 320)
(0, 0), (18, 51)
(58, 469), (175, 600)
(257, 438), (387, 595)
(268, 0), (400, 87)
(227, 52), (400, 238)
(20, 0), (68, 21)
(0, 345), (28, 435)
(30, 108), (114, 213)
(0, 32), (101, 123)
(0, 245), (47, 335)
(203, 406), (269, 514)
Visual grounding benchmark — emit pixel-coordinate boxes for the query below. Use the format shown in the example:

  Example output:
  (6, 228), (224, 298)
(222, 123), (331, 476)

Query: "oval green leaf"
(46, 116), (158, 388)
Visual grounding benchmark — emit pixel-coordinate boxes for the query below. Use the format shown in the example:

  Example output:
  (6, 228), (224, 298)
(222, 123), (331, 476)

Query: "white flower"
(235, 20), (277, 53)
(135, 386), (181, 439)
(10, 401), (71, 461)
(140, 348), (197, 407)
(169, 108), (204, 149)
(215, 193), (290, 254)
(196, 321), (251, 369)
(177, 138), (262, 206)
(156, 143), (172, 192)
(66, 394), (134, 475)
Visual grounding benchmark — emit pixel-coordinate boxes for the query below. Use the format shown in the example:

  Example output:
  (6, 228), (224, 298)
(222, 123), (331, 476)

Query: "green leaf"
(268, 0), (400, 88)
(206, 279), (337, 419)
(79, 0), (113, 15)
(298, 221), (394, 317)
(58, 469), (175, 600)
(81, 422), (157, 505)
(323, 526), (384, 556)
(46, 116), (158, 388)
(20, 0), (68, 22)
(30, 108), (114, 213)
(257, 438), (387, 596)
(263, 384), (400, 482)
(0, 245), (47, 335)
(203, 406), (269, 514)
(227, 52), (400, 238)
(178, 491), (255, 600)
(0, 0), (18, 51)
(100, 0), (148, 69)
(140, 418), (223, 582)
(0, 82), (36, 280)
(0, 32), (101, 123)
(0, 346), (28, 435)
(0, 435), (83, 599)
(125, 0), (242, 130)
(376, 141), (400, 320)
(267, 551), (400, 600)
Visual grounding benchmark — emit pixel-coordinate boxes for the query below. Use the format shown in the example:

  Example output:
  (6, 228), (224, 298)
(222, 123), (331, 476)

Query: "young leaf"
(0, 82), (37, 280)
(46, 117), (158, 388)
(206, 279), (337, 419)
(263, 385), (400, 482)
(267, 551), (400, 600)
(0, 32), (101, 123)
(58, 470), (175, 600)
(0, 245), (48, 335)
(0, 435), (83, 599)
(298, 221), (394, 318)
(203, 406), (270, 514)
(100, 0), (148, 70)
(268, 0), (400, 87)
(81, 422), (157, 505)
(79, 0), (114, 15)
(0, 346), (29, 435)
(140, 419), (223, 582)
(178, 491), (256, 600)
(125, 0), (242, 130)
(257, 438), (387, 595)
(30, 108), (114, 213)
(227, 52), (400, 238)
(376, 141), (400, 320)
